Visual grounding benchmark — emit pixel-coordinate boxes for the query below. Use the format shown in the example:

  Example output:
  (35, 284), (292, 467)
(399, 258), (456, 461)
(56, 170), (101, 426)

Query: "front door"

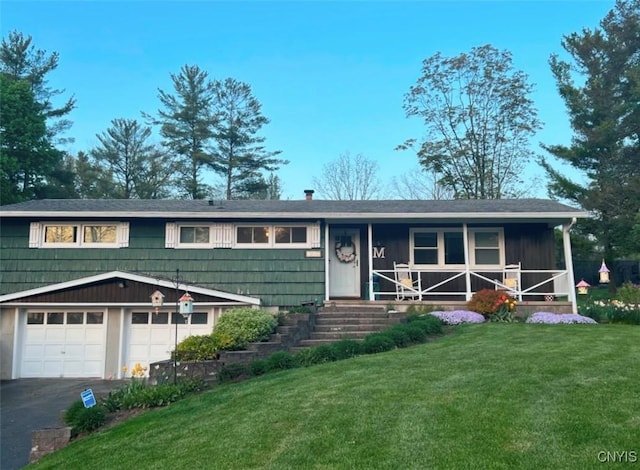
(329, 228), (361, 297)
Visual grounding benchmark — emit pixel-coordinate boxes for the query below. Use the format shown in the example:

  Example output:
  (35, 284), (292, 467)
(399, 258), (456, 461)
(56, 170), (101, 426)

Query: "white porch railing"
(370, 268), (573, 303)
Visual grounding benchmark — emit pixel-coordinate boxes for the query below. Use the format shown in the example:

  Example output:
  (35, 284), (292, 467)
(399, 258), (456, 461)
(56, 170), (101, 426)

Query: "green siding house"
(0, 196), (586, 380)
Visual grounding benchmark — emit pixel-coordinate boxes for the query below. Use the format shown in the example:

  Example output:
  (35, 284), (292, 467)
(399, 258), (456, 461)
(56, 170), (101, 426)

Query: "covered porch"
(325, 219), (579, 314)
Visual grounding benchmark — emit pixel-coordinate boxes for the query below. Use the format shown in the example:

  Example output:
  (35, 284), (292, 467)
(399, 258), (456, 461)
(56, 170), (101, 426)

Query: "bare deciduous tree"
(389, 166), (455, 200)
(313, 152), (383, 200)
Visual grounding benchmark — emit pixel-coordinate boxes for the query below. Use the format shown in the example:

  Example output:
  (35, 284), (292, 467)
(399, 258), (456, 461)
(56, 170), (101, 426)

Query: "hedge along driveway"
(32, 324), (640, 470)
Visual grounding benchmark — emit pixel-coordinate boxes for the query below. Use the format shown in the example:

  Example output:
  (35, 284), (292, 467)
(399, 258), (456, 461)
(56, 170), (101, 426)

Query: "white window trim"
(176, 224), (213, 249)
(172, 223), (233, 249)
(410, 227), (504, 268)
(469, 228), (505, 267)
(167, 222), (320, 249)
(234, 223), (314, 249)
(31, 222), (129, 248)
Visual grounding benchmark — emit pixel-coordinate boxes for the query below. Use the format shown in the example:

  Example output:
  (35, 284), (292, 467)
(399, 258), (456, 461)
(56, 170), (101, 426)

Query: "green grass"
(32, 324), (640, 469)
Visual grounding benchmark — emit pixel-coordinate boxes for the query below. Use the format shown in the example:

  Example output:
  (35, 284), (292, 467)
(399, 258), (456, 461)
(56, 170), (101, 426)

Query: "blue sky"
(3, 1), (614, 199)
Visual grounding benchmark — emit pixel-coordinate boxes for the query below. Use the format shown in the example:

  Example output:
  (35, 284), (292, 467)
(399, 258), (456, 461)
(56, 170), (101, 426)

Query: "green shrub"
(403, 324), (427, 343)
(119, 383), (186, 409)
(101, 388), (126, 412)
(293, 348), (316, 367)
(618, 282), (640, 305)
(384, 327), (411, 348)
(214, 307), (277, 351)
(407, 316), (444, 335)
(101, 378), (147, 412)
(607, 306), (640, 325)
(63, 400), (86, 427)
(174, 334), (218, 361)
(250, 359), (269, 376)
(405, 304), (436, 315)
(266, 351), (297, 371)
(330, 339), (362, 360)
(218, 363), (251, 383)
(361, 333), (396, 354)
(288, 305), (313, 314)
(304, 344), (337, 365)
(63, 400), (107, 433)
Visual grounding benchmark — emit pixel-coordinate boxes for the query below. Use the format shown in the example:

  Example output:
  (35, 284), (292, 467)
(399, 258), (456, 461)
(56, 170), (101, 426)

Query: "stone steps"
(288, 307), (401, 351)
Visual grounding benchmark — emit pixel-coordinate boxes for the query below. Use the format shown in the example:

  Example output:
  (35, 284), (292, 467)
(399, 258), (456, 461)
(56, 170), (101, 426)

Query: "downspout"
(563, 218), (578, 314)
(463, 223), (472, 300)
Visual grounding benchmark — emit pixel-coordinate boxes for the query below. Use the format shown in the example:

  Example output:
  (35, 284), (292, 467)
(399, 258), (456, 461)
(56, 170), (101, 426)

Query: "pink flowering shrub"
(430, 310), (485, 325)
(526, 312), (597, 324)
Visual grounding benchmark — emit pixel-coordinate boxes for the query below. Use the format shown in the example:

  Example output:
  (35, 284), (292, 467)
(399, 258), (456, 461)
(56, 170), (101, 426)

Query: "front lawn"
(32, 324), (640, 469)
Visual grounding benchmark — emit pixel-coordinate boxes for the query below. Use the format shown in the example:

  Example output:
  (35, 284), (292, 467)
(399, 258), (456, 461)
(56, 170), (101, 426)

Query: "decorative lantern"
(598, 260), (610, 284)
(576, 279), (591, 295)
(151, 290), (165, 313)
(179, 292), (194, 318)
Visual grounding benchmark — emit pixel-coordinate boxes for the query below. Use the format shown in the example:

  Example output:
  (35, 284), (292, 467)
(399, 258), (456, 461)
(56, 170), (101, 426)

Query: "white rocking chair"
(497, 262), (522, 300)
(394, 262), (421, 301)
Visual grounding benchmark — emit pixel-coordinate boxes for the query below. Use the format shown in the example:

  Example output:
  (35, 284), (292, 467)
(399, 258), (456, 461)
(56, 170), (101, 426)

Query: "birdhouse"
(576, 279), (591, 295)
(598, 260), (610, 284)
(179, 292), (193, 317)
(150, 290), (165, 312)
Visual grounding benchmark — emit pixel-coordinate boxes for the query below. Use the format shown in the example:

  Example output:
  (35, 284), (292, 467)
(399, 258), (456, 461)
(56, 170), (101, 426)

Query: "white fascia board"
(0, 270), (261, 305)
(1, 210), (589, 220)
(0, 302), (255, 308)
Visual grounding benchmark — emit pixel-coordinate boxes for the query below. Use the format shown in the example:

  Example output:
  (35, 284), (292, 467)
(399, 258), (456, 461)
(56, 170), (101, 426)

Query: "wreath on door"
(335, 240), (356, 263)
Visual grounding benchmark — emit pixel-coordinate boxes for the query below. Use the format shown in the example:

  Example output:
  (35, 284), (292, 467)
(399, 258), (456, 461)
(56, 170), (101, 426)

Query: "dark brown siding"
(370, 222), (556, 299)
(13, 279), (231, 304)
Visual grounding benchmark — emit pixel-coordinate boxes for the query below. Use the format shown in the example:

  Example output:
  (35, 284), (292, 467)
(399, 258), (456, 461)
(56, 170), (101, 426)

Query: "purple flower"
(526, 312), (597, 324)
(430, 310), (485, 325)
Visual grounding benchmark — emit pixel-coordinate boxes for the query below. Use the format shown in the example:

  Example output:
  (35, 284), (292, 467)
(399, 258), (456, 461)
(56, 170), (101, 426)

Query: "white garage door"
(21, 311), (106, 378)
(125, 310), (213, 376)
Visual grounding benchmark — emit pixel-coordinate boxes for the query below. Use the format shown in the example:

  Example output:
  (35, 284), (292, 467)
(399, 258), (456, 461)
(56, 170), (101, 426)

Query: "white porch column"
(11, 307), (20, 379)
(563, 218), (578, 313)
(463, 223), (472, 300)
(118, 307), (126, 379)
(367, 223), (374, 302)
(324, 223), (330, 302)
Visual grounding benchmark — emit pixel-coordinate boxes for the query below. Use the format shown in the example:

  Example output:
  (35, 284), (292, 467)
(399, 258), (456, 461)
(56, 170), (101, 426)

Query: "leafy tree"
(0, 75), (63, 204)
(90, 118), (176, 199)
(0, 30), (75, 144)
(73, 151), (116, 199)
(34, 153), (79, 199)
(398, 44), (541, 199)
(313, 152), (383, 200)
(541, 0), (640, 262)
(233, 172), (282, 200)
(144, 65), (217, 199)
(208, 78), (286, 199)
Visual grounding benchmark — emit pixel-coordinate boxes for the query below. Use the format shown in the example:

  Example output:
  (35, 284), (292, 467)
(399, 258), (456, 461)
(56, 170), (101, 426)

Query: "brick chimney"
(304, 189), (314, 201)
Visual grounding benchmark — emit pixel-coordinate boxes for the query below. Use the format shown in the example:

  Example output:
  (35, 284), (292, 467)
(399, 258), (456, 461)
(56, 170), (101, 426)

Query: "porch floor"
(325, 299), (575, 315)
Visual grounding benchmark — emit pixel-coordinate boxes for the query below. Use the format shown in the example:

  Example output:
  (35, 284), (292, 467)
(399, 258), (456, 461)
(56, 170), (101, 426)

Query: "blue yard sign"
(81, 388), (96, 408)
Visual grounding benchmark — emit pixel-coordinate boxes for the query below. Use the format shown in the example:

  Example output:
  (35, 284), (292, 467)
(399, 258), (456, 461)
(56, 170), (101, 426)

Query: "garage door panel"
(42, 359), (63, 377)
(149, 344), (171, 357)
(84, 344), (104, 360)
(125, 311), (213, 377)
(21, 311), (106, 378)
(44, 328), (65, 342)
(44, 344), (64, 356)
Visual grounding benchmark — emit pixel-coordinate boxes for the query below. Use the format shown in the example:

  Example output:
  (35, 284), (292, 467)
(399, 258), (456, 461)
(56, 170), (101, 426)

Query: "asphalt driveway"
(1, 378), (124, 470)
